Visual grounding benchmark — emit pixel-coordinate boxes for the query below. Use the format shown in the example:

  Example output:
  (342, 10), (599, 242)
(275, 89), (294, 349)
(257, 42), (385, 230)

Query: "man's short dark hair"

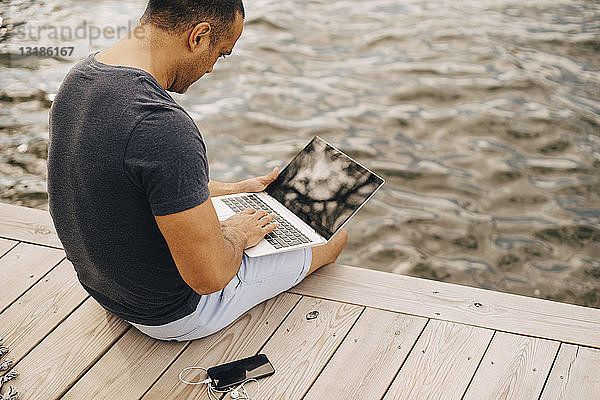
(141, 0), (245, 45)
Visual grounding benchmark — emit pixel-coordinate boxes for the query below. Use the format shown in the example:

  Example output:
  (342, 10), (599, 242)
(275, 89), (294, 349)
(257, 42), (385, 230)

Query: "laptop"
(211, 136), (385, 257)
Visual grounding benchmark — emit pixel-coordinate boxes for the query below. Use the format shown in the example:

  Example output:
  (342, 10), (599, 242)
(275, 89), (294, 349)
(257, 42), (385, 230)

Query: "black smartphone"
(207, 353), (275, 391)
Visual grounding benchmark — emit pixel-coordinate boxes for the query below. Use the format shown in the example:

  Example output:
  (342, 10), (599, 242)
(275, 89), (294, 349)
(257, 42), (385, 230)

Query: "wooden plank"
(304, 308), (427, 400)
(288, 263), (600, 348)
(3, 203), (600, 346)
(141, 292), (301, 400)
(251, 296), (363, 399)
(0, 243), (65, 312)
(61, 329), (188, 400)
(0, 259), (88, 364)
(383, 319), (493, 400)
(0, 237), (18, 257)
(6, 297), (129, 400)
(463, 332), (560, 399)
(0, 202), (61, 248)
(540, 344), (600, 400)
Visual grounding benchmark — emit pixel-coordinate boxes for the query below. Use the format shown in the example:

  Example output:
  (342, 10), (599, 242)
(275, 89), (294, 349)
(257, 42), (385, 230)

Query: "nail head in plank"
(143, 292), (301, 400)
(289, 263), (600, 348)
(383, 319), (493, 400)
(304, 308), (427, 400)
(540, 344), (600, 400)
(254, 296), (363, 399)
(463, 332), (560, 400)
(0, 243), (65, 311)
(7, 298), (129, 400)
(0, 259), (88, 363)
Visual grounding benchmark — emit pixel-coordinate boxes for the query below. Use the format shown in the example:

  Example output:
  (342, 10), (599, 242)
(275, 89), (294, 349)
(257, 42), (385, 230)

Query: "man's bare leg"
(306, 228), (348, 276)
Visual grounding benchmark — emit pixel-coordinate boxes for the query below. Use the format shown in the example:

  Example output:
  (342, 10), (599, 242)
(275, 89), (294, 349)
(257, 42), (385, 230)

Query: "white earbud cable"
(178, 365), (260, 400)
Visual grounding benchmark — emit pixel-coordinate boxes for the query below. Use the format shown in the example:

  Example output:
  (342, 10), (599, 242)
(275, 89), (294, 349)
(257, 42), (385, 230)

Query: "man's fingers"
(236, 209), (277, 238)
(258, 215), (279, 228)
(262, 221), (279, 233)
(240, 209), (271, 220)
(258, 212), (276, 222)
(265, 167), (279, 183)
(268, 167), (279, 178)
(252, 209), (268, 218)
(258, 167), (279, 185)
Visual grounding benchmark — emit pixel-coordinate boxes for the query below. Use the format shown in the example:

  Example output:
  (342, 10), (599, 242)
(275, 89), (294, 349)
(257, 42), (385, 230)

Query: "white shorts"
(127, 248), (312, 341)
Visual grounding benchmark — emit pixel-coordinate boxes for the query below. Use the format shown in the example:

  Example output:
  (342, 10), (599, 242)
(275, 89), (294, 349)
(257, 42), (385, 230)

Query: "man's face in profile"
(173, 11), (244, 93)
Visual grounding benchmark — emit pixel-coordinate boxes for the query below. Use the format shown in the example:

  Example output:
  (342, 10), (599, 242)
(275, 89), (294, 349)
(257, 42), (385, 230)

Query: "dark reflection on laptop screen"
(265, 137), (384, 239)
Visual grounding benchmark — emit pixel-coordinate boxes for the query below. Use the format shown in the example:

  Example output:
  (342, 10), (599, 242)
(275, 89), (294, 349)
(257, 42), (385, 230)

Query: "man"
(47, 0), (347, 341)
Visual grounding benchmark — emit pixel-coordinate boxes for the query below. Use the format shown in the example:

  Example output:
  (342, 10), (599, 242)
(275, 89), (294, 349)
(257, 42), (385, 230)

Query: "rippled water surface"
(1, 0), (599, 306)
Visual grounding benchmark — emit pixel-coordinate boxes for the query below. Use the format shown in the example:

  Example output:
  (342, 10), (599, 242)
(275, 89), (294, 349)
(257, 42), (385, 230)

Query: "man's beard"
(169, 46), (212, 93)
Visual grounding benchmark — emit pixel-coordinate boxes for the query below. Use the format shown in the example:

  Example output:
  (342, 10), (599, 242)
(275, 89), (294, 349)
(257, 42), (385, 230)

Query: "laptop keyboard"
(221, 194), (311, 249)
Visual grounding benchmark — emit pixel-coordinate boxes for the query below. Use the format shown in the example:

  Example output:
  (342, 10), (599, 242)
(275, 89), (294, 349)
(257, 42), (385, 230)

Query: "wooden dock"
(0, 201), (599, 399)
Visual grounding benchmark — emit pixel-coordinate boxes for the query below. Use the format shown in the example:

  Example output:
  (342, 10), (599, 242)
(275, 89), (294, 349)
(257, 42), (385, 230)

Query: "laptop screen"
(265, 136), (384, 239)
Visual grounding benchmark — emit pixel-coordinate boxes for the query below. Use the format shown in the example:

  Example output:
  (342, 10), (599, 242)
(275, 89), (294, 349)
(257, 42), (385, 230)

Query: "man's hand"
(221, 208), (278, 249)
(208, 167), (279, 197)
(238, 167), (279, 193)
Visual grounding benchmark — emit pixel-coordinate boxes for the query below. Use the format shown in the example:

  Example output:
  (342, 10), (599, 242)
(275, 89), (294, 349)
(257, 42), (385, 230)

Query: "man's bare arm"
(208, 180), (242, 197)
(154, 198), (277, 294)
(208, 167), (279, 197)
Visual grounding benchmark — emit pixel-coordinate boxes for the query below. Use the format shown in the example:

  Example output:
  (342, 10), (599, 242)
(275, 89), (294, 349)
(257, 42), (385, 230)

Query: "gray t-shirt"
(47, 53), (210, 326)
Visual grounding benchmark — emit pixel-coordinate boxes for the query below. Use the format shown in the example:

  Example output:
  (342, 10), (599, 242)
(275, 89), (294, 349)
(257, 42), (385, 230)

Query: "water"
(1, 0), (599, 307)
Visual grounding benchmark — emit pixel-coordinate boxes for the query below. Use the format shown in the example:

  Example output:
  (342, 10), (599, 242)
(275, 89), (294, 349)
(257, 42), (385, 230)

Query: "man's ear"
(188, 22), (211, 51)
